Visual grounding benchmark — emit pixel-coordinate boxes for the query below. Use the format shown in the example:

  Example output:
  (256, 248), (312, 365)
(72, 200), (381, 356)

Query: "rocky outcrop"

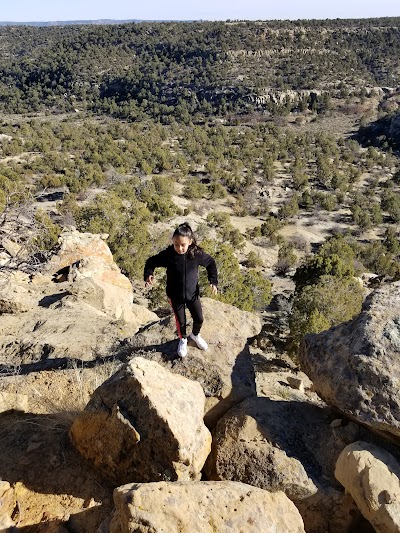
(299, 282), (400, 442)
(47, 228), (151, 324)
(70, 357), (211, 485)
(249, 89), (322, 106)
(204, 397), (366, 532)
(44, 228), (114, 274)
(0, 229), (158, 366)
(109, 481), (306, 533)
(335, 441), (400, 533)
(128, 297), (262, 427)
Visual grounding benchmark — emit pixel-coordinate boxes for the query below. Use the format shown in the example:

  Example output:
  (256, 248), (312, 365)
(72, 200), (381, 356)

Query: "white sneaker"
(189, 332), (208, 350)
(177, 338), (188, 358)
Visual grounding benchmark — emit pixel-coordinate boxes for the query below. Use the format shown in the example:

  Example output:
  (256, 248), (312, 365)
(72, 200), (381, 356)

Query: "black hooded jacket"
(144, 245), (218, 303)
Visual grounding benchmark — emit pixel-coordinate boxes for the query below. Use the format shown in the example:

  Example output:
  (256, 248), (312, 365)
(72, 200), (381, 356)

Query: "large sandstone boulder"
(205, 396), (365, 533)
(335, 441), (400, 533)
(0, 230), (158, 366)
(70, 357), (211, 485)
(109, 481), (306, 533)
(129, 297), (261, 427)
(299, 282), (400, 441)
(44, 228), (114, 274)
(48, 228), (152, 324)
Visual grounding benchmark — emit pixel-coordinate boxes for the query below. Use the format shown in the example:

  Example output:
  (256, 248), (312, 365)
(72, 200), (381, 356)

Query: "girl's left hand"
(210, 284), (218, 295)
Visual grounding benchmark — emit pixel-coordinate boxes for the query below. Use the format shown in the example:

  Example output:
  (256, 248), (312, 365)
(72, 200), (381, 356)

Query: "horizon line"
(0, 15), (400, 25)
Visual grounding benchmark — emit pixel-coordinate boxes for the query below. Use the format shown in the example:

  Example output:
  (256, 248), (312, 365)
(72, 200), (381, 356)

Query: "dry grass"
(0, 359), (122, 430)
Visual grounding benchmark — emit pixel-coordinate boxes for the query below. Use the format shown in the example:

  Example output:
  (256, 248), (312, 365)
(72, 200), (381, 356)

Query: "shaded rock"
(299, 282), (400, 442)
(296, 488), (373, 533)
(128, 297), (261, 427)
(268, 293), (292, 313)
(389, 113), (400, 143)
(205, 398), (318, 500)
(110, 481), (305, 533)
(205, 396), (364, 533)
(287, 375), (305, 392)
(70, 357), (211, 485)
(335, 441), (400, 533)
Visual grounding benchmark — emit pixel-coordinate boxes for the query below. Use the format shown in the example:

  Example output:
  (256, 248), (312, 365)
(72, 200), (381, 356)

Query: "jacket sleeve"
(143, 249), (168, 281)
(199, 251), (218, 286)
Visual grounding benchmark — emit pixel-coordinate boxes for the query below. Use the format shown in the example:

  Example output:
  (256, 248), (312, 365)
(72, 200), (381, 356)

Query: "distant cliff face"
(0, 19), (399, 119)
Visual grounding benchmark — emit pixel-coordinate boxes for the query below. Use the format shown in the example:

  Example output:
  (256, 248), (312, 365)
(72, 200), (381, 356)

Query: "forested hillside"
(0, 18), (399, 343)
(0, 18), (399, 119)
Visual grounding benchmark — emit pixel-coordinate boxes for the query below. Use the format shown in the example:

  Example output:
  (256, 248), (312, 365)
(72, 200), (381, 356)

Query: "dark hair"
(172, 223), (202, 258)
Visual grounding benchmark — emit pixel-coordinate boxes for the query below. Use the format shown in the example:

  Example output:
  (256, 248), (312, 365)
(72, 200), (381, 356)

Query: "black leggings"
(169, 297), (204, 339)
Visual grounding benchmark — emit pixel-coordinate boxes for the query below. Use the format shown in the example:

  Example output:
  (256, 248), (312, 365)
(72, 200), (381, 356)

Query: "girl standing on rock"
(144, 223), (218, 358)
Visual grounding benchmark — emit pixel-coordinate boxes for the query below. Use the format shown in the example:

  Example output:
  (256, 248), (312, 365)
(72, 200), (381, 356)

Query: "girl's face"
(173, 235), (192, 255)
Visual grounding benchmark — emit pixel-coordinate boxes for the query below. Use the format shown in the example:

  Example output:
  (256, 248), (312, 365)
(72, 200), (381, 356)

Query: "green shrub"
(32, 209), (61, 251)
(294, 253), (355, 292)
(209, 181), (227, 199)
(274, 243), (297, 276)
(351, 205), (372, 230)
(207, 211), (230, 228)
(200, 240), (272, 312)
(184, 177), (207, 199)
(299, 189), (314, 209)
(246, 250), (263, 268)
(290, 275), (364, 350)
(381, 190), (400, 222)
(383, 227), (400, 255)
(146, 195), (176, 221)
(278, 195), (299, 220)
(260, 216), (283, 237)
(359, 241), (400, 278)
(76, 192), (153, 278)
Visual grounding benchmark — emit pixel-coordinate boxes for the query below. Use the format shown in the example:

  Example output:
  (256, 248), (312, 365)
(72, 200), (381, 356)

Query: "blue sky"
(2, 0), (400, 22)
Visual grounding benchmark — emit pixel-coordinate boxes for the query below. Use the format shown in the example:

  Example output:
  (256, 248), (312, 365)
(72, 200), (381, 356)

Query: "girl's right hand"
(145, 275), (154, 288)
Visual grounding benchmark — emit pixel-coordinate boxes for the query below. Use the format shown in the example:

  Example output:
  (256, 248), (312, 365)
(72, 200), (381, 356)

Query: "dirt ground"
(0, 368), (119, 532)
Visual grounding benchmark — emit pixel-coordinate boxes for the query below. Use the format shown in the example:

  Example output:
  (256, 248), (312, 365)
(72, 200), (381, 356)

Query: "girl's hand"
(145, 275), (154, 288)
(210, 284), (218, 295)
